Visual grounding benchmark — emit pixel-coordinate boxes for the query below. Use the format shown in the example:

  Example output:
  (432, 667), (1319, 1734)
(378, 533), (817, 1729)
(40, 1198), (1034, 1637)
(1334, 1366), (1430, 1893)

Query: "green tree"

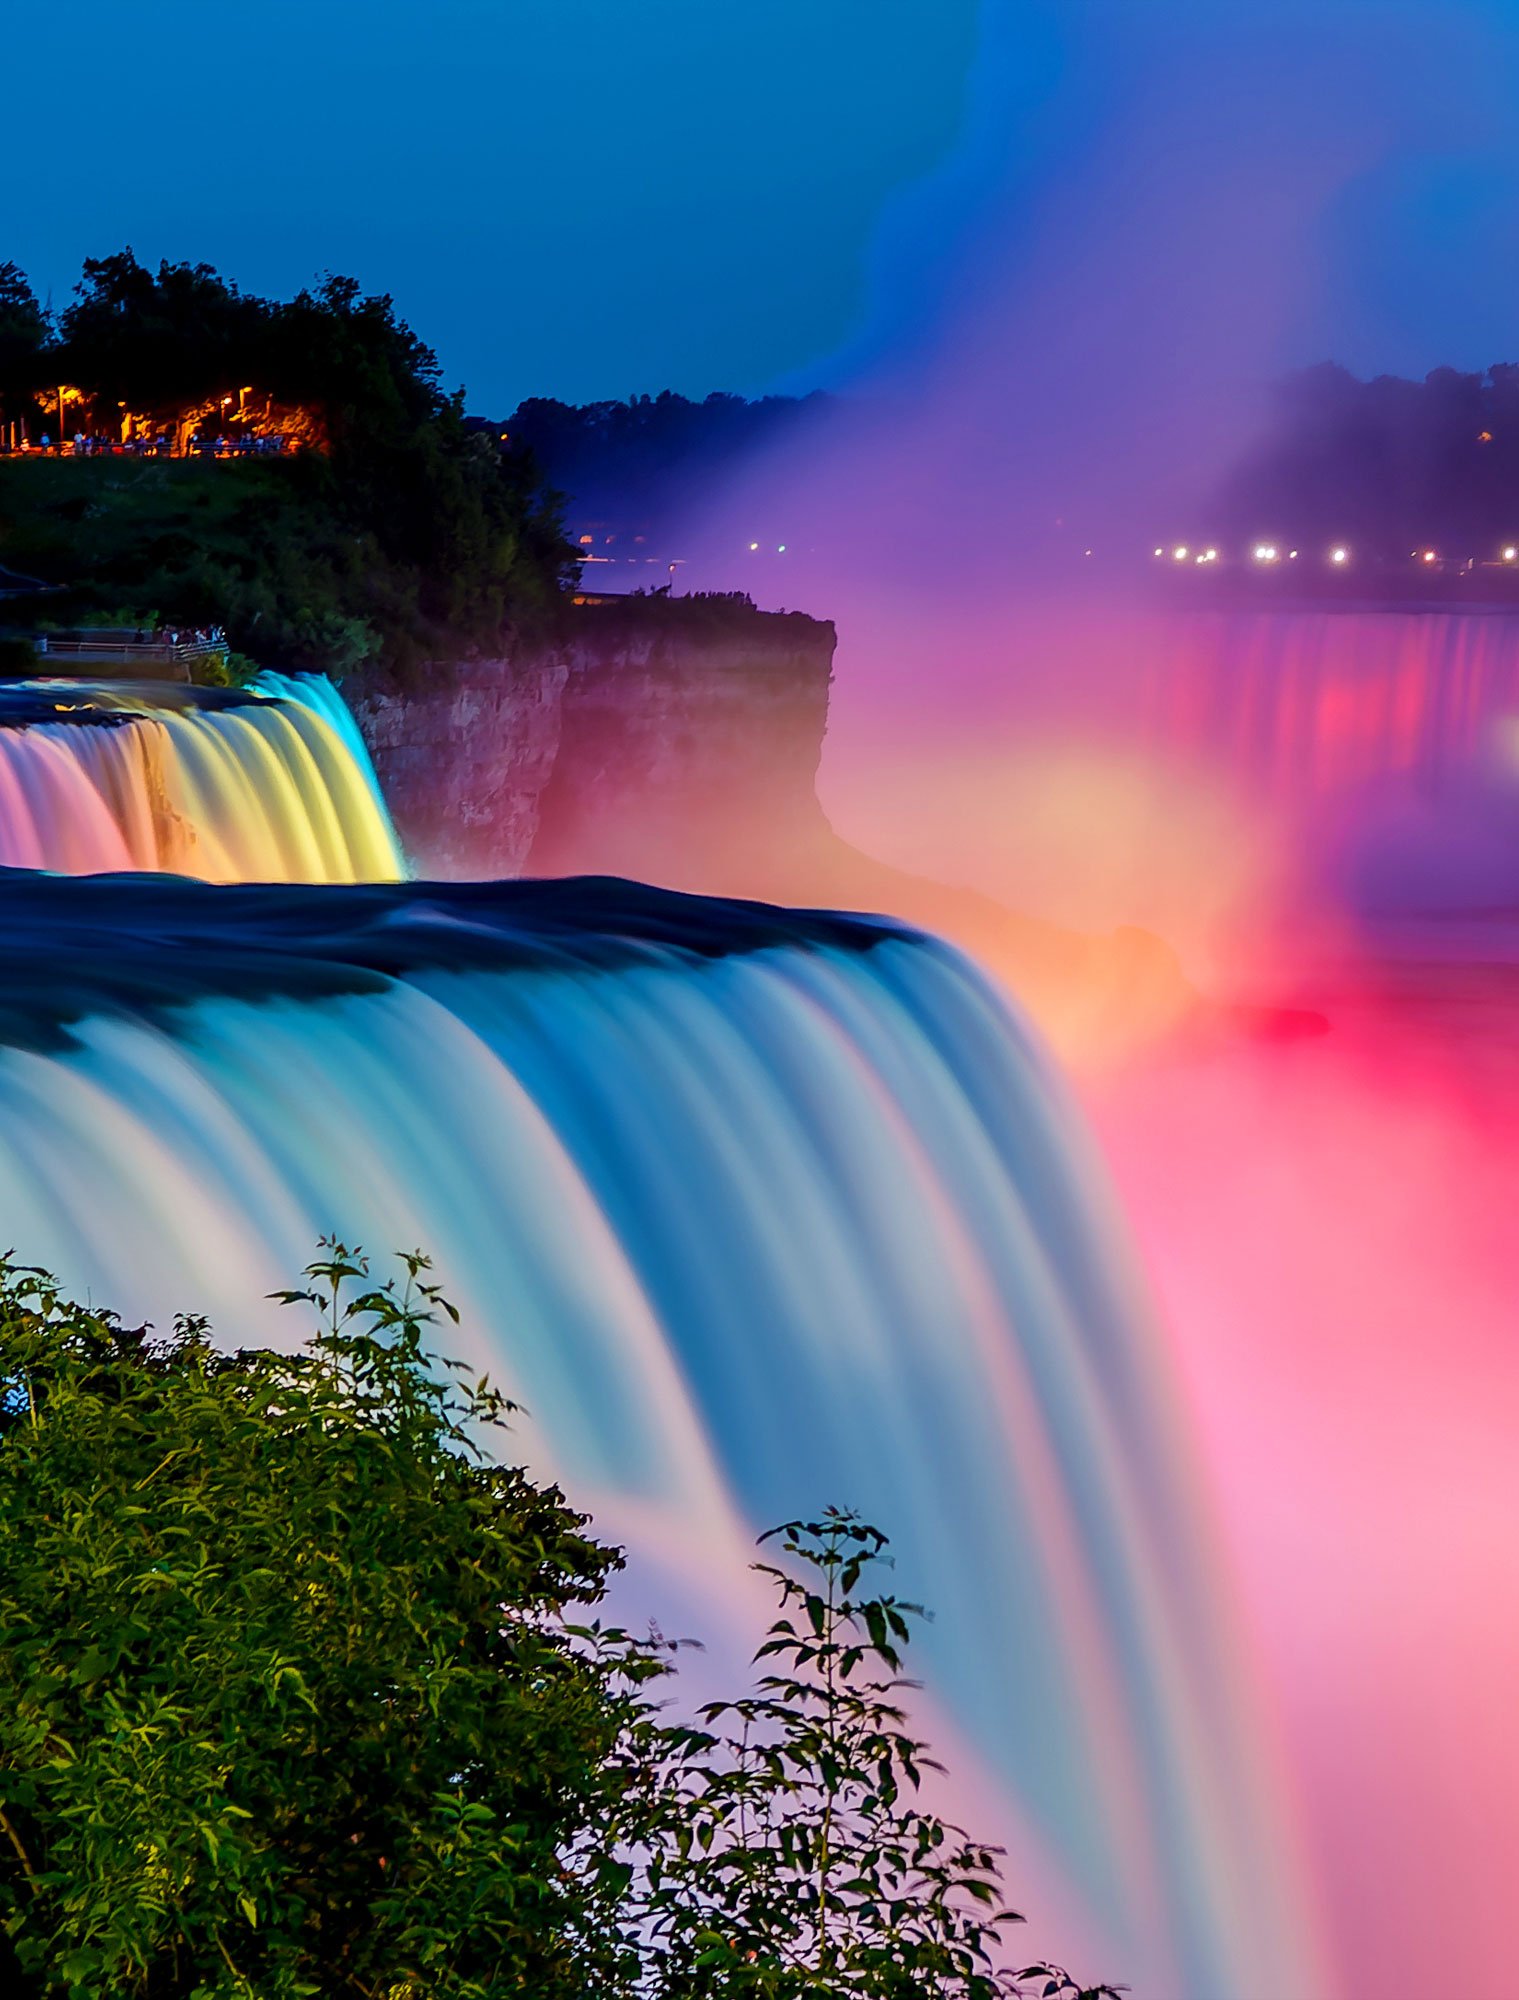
(58, 251), (267, 440)
(0, 263), (50, 432)
(6, 251), (578, 671)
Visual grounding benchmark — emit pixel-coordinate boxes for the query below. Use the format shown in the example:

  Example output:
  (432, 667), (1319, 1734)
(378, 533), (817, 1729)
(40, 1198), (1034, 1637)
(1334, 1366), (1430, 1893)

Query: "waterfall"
(0, 869), (1322, 1999)
(1141, 607), (1519, 795)
(0, 674), (402, 880)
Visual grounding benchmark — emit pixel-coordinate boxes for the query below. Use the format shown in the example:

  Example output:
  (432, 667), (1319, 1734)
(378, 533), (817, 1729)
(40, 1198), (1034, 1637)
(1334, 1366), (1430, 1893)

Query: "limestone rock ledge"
(349, 600), (834, 883)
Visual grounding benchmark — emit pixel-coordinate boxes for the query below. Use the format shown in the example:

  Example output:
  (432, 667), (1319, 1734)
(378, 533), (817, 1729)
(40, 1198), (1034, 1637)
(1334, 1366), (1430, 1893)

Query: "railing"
(35, 636), (225, 671)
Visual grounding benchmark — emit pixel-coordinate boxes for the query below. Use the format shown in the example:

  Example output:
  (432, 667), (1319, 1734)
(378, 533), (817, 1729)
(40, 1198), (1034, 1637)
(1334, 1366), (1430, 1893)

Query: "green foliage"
(0, 1252), (1115, 2000)
(0, 252), (579, 675)
(0, 1245), (660, 1999)
(0, 264), (50, 416)
(630, 1511), (1121, 2000)
(59, 254), (266, 428)
(190, 649), (260, 691)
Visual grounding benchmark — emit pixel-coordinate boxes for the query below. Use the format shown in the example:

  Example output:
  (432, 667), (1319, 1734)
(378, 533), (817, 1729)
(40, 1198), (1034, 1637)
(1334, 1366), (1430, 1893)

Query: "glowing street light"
(1504, 546), (1517, 563)
(1330, 547), (1350, 565)
(1173, 545), (1190, 561)
(1422, 550), (1438, 565)
(749, 542), (759, 551)
(1253, 544), (1279, 564)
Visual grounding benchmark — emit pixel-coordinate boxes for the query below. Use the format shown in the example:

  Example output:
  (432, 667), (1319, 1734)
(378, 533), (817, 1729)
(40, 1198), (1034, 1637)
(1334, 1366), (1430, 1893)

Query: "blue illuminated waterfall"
(0, 871), (1321, 1999)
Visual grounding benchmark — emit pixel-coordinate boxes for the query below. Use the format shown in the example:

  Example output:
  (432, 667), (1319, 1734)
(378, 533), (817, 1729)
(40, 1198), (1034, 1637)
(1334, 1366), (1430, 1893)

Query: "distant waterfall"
(0, 871), (1322, 2000)
(0, 674), (402, 880)
(1141, 609), (1519, 915)
(1143, 607), (1519, 794)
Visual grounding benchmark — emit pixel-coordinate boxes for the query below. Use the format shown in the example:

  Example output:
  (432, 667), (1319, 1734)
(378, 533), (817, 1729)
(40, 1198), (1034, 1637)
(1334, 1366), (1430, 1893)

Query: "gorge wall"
(349, 599), (833, 886)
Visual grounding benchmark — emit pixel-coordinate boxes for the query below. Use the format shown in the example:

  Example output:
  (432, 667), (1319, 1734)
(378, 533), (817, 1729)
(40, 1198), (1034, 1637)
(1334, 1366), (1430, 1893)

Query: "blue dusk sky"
(9, 1), (1519, 410)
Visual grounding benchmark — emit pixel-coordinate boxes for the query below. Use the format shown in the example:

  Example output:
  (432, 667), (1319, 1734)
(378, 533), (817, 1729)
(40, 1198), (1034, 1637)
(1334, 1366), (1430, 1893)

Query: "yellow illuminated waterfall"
(0, 674), (404, 882)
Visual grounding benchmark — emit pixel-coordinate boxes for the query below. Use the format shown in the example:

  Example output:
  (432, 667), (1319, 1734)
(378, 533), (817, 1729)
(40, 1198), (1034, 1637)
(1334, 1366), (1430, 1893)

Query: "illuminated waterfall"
(1145, 607), (1519, 794)
(0, 871), (1321, 2000)
(0, 674), (402, 881)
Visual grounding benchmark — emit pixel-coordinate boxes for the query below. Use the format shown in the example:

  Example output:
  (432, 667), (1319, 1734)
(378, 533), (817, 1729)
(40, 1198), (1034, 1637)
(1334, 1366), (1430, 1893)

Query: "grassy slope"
(0, 458), (298, 589)
(0, 457), (379, 672)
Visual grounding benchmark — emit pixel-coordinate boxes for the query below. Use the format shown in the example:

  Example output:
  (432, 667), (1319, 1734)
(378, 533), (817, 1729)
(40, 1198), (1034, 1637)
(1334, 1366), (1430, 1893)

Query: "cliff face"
(349, 652), (569, 878)
(349, 602), (834, 884)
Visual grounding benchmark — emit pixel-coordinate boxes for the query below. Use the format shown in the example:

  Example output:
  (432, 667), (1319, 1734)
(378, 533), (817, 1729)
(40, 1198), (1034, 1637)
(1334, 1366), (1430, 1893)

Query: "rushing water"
(0, 674), (401, 880)
(0, 870), (1318, 1998)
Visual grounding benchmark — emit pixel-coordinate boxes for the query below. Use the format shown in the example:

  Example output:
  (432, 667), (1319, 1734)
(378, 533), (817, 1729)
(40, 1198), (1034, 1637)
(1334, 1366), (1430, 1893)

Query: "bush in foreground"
(0, 1246), (1118, 2000)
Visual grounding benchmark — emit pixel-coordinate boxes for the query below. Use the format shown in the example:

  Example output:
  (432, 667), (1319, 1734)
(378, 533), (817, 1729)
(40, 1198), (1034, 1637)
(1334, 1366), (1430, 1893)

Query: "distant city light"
(1154, 547), (1165, 558)
(1289, 550), (1300, 559)
(1253, 544), (1279, 563)
(1330, 547), (1350, 565)
(1504, 546), (1517, 562)
(1173, 545), (1189, 561)
(749, 541), (759, 551)
(777, 544), (787, 553)
(1423, 550), (1438, 564)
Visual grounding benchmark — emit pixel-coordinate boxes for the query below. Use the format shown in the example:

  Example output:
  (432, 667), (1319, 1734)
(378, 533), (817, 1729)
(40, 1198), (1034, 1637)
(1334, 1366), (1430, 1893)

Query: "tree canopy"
(1217, 360), (1519, 560)
(0, 253), (576, 676)
(501, 389), (832, 535)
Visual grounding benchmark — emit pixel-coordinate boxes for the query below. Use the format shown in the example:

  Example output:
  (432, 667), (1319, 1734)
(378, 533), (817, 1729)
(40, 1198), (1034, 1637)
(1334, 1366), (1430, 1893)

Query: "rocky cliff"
(349, 599), (832, 883)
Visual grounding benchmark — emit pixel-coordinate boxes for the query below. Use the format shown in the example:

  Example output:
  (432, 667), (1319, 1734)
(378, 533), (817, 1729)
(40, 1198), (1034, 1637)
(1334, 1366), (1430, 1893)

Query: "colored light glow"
(1253, 545), (1279, 563)
(1173, 545), (1190, 561)
(1504, 547), (1517, 562)
(1331, 547), (1349, 565)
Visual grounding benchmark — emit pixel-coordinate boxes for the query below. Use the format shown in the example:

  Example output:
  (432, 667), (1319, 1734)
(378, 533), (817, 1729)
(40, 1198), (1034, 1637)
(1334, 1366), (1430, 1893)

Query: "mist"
(661, 16), (1519, 1997)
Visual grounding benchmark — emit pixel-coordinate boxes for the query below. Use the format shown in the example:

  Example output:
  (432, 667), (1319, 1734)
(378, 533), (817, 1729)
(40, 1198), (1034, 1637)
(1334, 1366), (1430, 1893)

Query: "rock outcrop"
(349, 600), (832, 883)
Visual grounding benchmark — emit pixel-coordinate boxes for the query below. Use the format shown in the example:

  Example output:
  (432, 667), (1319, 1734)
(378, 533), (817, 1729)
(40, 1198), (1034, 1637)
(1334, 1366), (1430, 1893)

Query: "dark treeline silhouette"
(490, 389), (833, 535)
(0, 254), (574, 675)
(1217, 361), (1519, 562)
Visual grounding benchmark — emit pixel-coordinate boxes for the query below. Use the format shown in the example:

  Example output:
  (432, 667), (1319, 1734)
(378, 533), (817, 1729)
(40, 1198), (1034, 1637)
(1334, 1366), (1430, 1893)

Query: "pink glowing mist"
(657, 8), (1519, 1994)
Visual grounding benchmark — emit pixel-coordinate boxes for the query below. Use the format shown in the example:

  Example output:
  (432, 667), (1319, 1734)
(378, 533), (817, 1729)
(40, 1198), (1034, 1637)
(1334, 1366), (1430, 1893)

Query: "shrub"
(0, 1249), (1117, 2000)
